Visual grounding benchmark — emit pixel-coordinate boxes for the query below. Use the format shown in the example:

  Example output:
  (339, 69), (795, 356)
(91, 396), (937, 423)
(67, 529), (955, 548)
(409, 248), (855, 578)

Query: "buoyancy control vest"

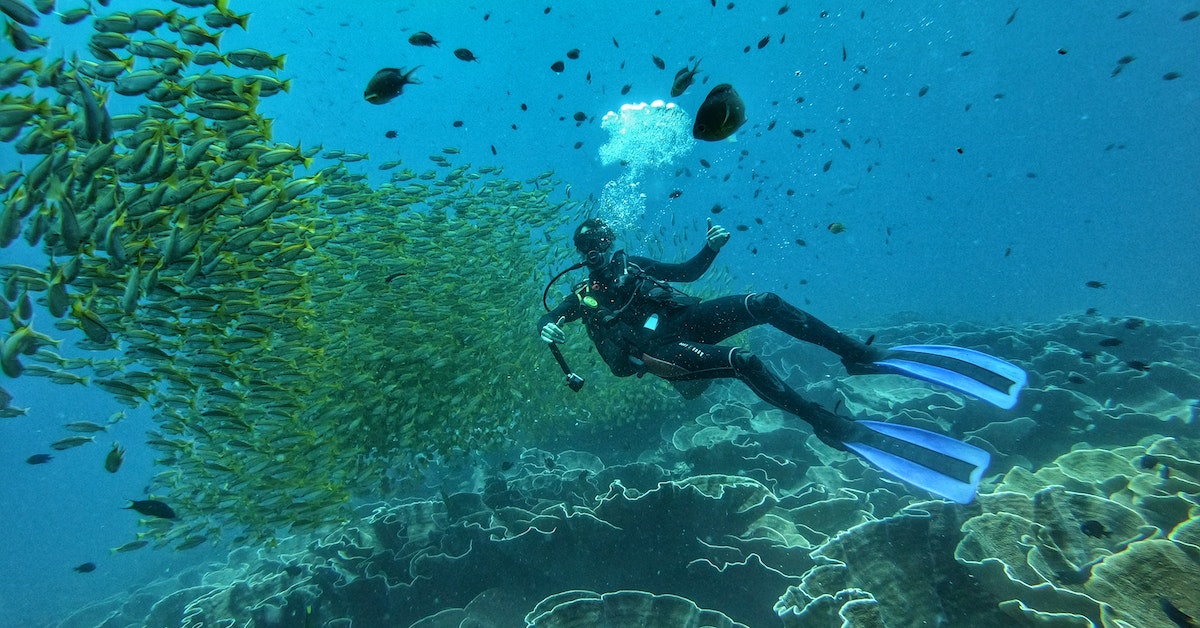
(573, 250), (700, 376)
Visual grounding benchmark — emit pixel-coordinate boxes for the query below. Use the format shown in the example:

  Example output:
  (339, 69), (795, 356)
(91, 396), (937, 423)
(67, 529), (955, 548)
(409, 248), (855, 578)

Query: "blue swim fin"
(873, 344), (1027, 410)
(842, 420), (990, 504)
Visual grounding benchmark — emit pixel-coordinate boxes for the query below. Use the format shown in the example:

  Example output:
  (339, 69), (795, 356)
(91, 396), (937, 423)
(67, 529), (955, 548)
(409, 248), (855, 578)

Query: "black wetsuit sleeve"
(628, 244), (717, 283)
(536, 296), (582, 334)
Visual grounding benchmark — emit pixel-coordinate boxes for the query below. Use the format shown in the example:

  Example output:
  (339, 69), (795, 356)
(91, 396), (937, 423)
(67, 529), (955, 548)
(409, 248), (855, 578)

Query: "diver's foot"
(803, 403), (862, 450)
(841, 342), (888, 375)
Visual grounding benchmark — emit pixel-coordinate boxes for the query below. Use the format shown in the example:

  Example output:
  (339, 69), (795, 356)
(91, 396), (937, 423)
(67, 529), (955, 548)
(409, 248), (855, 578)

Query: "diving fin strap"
(875, 344), (1027, 410)
(843, 420), (990, 504)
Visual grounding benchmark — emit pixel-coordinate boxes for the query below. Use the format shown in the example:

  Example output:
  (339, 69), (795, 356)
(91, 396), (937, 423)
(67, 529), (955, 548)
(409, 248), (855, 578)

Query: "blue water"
(1, 1), (1197, 625)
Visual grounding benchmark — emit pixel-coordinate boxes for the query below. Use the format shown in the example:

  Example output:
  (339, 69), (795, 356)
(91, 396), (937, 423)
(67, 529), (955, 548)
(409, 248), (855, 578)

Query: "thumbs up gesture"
(706, 218), (731, 252)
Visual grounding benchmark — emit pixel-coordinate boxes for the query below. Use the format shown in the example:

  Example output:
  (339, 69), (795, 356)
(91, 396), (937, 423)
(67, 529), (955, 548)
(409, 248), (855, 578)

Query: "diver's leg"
(669, 295), (763, 343)
(727, 347), (857, 446)
(741, 292), (883, 371)
(642, 342), (857, 445)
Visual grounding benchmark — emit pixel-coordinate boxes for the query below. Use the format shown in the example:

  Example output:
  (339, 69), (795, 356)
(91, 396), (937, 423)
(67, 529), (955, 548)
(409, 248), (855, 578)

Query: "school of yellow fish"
(0, 0), (687, 548)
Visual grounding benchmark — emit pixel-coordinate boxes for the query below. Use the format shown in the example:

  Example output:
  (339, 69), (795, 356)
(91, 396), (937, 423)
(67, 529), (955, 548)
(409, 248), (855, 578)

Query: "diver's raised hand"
(540, 317), (567, 344)
(706, 218), (731, 251)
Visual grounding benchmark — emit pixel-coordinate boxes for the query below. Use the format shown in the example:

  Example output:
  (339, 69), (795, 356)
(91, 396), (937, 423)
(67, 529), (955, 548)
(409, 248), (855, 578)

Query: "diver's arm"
(630, 219), (729, 282)
(630, 246), (717, 283)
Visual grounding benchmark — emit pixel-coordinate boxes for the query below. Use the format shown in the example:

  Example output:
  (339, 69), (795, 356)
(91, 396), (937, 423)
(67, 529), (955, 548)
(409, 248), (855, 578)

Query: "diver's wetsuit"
(537, 246), (879, 444)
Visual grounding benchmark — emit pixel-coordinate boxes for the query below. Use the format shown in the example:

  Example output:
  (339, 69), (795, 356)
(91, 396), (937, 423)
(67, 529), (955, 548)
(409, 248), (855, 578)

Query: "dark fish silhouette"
(104, 442), (124, 473)
(1161, 598), (1198, 628)
(692, 83), (745, 141)
(1079, 520), (1110, 538)
(73, 562), (97, 573)
(651, 54), (665, 69)
(124, 499), (177, 520)
(25, 453), (52, 464)
(363, 67), (421, 105)
(407, 31), (438, 47)
(454, 48), (478, 62)
(670, 59), (701, 97)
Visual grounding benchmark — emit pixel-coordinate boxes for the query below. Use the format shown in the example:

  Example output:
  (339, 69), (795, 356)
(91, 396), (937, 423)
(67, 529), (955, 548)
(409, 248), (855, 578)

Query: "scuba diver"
(537, 217), (1027, 504)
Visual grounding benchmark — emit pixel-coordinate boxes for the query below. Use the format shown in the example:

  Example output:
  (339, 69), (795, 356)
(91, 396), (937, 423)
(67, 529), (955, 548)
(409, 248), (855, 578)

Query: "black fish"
(670, 59), (701, 97)
(1098, 338), (1123, 347)
(620, 84), (631, 95)
(565, 48), (580, 59)
(1124, 318), (1145, 330)
(1126, 360), (1151, 372)
(651, 55), (665, 69)
(124, 499), (177, 520)
(757, 34), (770, 49)
(407, 31), (438, 47)
(1079, 520), (1110, 538)
(550, 60), (564, 72)
(1161, 598), (1198, 628)
(692, 83), (746, 141)
(363, 67), (421, 105)
(73, 562), (96, 573)
(668, 190), (682, 199)
(454, 48), (479, 62)
(25, 453), (52, 464)
(1085, 280), (1105, 288)
(385, 130), (397, 138)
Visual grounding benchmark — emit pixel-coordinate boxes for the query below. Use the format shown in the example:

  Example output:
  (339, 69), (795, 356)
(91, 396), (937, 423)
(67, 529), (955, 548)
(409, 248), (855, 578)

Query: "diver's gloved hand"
(540, 321), (566, 344)
(706, 218), (731, 251)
